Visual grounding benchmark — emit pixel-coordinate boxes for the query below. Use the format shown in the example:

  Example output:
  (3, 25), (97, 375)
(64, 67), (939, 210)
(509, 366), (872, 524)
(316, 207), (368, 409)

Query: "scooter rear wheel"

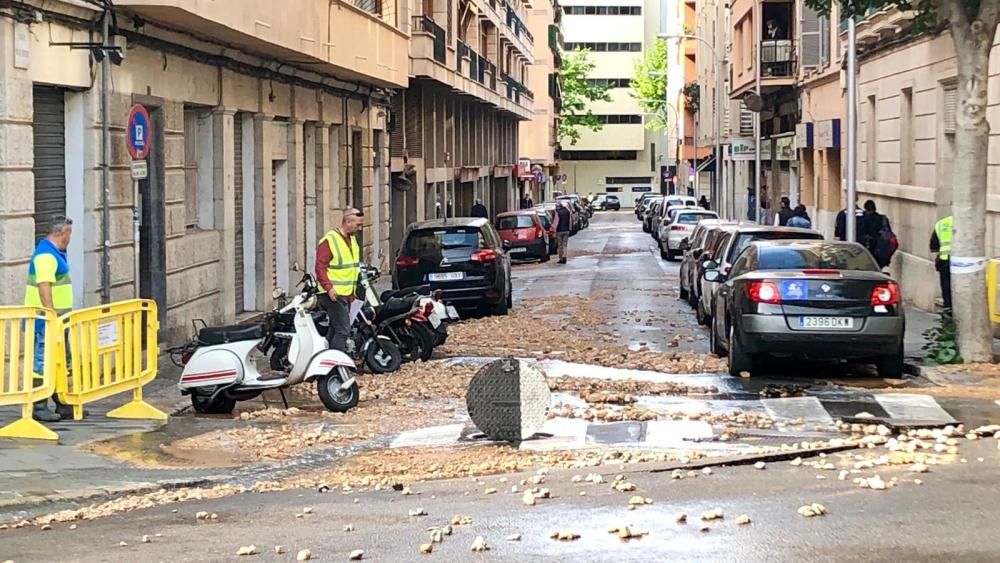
(366, 338), (402, 373)
(411, 322), (437, 362)
(318, 369), (359, 412)
(190, 392), (236, 415)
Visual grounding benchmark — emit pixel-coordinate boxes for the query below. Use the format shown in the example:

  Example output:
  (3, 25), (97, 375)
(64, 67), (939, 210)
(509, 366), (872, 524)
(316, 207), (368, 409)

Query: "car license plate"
(798, 316), (853, 329)
(510, 247), (527, 253)
(445, 305), (459, 319)
(428, 272), (464, 282)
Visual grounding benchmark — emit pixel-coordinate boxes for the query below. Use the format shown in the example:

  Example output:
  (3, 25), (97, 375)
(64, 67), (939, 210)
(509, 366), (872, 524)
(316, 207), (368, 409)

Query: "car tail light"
(396, 255), (418, 268)
(803, 269), (838, 275)
(471, 249), (497, 263)
(535, 226), (544, 239)
(671, 225), (686, 231)
(871, 282), (900, 306)
(423, 302), (435, 316)
(746, 281), (781, 304)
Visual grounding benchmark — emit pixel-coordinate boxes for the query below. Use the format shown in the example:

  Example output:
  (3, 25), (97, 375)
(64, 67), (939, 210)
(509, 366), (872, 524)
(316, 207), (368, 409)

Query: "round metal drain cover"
(465, 357), (550, 443)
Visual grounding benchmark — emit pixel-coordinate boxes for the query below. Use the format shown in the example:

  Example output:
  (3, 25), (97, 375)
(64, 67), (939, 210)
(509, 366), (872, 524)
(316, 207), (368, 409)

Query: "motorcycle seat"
(198, 324), (264, 345)
(380, 285), (431, 303)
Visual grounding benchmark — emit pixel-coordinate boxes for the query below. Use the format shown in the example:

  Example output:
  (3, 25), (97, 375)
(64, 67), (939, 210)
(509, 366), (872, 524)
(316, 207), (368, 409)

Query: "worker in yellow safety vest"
(930, 215), (953, 310)
(315, 208), (363, 352)
(24, 215), (74, 422)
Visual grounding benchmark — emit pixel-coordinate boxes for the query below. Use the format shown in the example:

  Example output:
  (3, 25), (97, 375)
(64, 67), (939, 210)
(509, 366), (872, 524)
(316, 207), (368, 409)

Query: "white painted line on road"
(874, 393), (956, 424)
(390, 424), (465, 448)
(762, 396), (835, 427)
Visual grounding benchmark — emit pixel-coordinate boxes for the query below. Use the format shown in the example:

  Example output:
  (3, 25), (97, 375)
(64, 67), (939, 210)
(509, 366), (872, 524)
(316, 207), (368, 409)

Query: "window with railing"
(761, 39), (795, 77)
(414, 15), (447, 64)
(352, 0), (397, 27)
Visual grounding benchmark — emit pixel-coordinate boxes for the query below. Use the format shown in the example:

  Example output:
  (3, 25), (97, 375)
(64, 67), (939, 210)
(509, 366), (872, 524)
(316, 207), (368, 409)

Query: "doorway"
(351, 130), (364, 249)
(138, 105), (167, 332)
(272, 160), (290, 293)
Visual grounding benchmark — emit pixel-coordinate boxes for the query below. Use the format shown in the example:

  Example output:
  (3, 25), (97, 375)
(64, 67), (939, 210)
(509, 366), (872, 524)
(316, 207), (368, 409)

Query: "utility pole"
(753, 0), (762, 224)
(845, 14), (858, 242)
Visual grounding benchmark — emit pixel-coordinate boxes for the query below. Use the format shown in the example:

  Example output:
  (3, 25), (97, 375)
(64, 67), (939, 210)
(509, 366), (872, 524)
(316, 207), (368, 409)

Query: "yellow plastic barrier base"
(106, 399), (168, 421)
(0, 417), (59, 441)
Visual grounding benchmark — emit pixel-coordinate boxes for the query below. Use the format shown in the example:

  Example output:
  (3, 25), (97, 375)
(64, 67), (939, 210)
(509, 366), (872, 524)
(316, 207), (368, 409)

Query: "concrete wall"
(0, 7), (392, 343)
(518, 0), (559, 165)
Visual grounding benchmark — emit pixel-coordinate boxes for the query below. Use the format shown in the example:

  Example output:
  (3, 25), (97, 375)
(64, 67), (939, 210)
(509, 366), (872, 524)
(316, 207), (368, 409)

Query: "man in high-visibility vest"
(315, 208), (363, 352)
(930, 215), (953, 309)
(24, 215), (74, 422)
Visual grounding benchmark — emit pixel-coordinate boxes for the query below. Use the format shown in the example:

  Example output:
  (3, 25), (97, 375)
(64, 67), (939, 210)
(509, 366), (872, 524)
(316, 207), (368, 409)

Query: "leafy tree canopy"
(557, 48), (612, 146)
(629, 39), (668, 130)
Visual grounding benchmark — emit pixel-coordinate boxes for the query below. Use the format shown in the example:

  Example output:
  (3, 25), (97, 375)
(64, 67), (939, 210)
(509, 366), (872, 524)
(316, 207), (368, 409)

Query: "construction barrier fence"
(0, 307), (59, 440)
(0, 299), (167, 440)
(987, 259), (1000, 324)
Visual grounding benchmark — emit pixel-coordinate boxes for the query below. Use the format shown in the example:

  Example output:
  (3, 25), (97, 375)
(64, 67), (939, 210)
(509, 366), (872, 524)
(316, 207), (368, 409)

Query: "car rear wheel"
(695, 300), (710, 326)
(540, 250), (550, 263)
(728, 325), (753, 377)
(666, 249), (677, 261)
(710, 317), (726, 357)
(876, 345), (905, 378)
(679, 285), (689, 301)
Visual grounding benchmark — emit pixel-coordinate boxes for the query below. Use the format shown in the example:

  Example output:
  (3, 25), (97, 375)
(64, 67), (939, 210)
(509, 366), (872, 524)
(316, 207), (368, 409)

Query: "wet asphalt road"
(3, 439), (999, 562)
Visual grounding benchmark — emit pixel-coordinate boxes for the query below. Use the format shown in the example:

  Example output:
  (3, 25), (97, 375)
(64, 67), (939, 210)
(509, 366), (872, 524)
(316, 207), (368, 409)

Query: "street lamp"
(659, 32), (725, 218)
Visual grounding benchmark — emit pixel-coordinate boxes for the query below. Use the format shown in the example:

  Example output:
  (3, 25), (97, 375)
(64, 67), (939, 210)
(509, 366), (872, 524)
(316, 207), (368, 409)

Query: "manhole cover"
(465, 358), (549, 443)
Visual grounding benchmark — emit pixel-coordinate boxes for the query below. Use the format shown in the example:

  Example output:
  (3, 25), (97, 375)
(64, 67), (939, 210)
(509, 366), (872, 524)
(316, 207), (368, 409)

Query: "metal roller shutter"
(32, 86), (66, 240)
(234, 116), (245, 312)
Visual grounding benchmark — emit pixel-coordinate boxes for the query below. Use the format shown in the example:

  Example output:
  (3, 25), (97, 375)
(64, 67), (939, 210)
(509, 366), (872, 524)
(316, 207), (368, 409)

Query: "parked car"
(707, 240), (905, 377)
(664, 195), (698, 209)
(635, 194), (657, 220)
(679, 219), (735, 302)
(654, 205), (701, 242)
(533, 207), (558, 254)
(697, 226), (824, 327)
(495, 210), (550, 262)
(603, 195), (621, 211)
(690, 224), (742, 311)
(642, 198), (665, 233)
(393, 218), (513, 316)
(592, 193), (608, 209)
(659, 209), (719, 260)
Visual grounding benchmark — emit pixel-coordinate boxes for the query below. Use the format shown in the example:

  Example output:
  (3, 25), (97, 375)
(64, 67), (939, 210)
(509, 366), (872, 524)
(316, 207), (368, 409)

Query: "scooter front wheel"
(317, 368), (359, 412)
(190, 392), (236, 415)
(365, 338), (402, 373)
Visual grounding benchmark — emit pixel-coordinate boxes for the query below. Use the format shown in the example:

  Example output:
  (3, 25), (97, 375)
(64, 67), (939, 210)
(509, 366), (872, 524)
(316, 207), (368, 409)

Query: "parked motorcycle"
(173, 270), (359, 415)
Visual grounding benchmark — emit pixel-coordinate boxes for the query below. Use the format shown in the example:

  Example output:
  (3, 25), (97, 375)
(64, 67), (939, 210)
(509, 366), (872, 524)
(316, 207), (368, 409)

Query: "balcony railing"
(483, 59), (498, 91)
(458, 41), (489, 86)
(415, 15), (447, 64)
(760, 39), (795, 78)
(500, 71), (533, 104)
(504, 2), (534, 44)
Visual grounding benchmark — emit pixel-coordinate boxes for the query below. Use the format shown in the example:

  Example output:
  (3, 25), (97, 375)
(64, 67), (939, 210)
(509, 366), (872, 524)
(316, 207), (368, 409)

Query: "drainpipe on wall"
(100, 10), (112, 303)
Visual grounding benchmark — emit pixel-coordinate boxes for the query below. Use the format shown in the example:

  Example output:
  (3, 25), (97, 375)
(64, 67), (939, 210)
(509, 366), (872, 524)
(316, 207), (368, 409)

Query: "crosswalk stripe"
(761, 396), (835, 426)
(873, 393), (956, 424)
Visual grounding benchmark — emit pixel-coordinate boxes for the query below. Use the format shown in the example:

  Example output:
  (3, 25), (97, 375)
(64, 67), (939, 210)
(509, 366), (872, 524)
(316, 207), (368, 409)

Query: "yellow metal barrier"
(56, 299), (167, 422)
(0, 307), (59, 440)
(988, 259), (1000, 324)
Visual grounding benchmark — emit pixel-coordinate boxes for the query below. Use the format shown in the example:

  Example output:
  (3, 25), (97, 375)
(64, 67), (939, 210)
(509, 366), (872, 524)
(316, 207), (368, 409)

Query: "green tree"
(807, 0), (998, 362)
(629, 39), (668, 130)
(557, 48), (612, 145)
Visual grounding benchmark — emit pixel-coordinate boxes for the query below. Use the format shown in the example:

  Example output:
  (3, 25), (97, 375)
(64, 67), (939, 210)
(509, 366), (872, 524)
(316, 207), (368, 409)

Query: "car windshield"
(404, 228), (481, 260)
(607, 196), (619, 201)
(728, 231), (823, 263)
(758, 245), (880, 271)
(537, 214), (552, 229)
(496, 215), (535, 230)
(677, 212), (717, 224)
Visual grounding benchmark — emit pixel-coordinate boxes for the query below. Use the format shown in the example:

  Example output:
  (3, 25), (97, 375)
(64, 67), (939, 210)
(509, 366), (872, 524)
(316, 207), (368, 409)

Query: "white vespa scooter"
(175, 270), (359, 415)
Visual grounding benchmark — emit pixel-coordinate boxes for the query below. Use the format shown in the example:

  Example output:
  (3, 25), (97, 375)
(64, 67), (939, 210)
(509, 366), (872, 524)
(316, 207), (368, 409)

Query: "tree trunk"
(947, 1), (999, 362)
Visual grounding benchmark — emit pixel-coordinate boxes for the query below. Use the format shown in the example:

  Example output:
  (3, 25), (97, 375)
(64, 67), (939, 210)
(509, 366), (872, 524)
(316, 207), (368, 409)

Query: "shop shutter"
(32, 86), (66, 241)
(234, 115), (245, 312)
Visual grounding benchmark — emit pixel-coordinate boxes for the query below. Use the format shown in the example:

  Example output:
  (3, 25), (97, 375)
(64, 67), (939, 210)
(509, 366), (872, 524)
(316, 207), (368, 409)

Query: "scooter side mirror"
(272, 287), (286, 299)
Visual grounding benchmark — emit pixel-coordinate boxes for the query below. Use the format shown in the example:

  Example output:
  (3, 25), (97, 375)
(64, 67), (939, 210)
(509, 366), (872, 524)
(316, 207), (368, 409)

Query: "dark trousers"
(318, 294), (352, 352)
(938, 264), (952, 310)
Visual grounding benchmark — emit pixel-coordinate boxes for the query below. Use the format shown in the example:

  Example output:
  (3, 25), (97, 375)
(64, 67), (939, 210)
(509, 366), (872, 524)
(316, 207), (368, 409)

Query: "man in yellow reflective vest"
(930, 215), (953, 310)
(315, 208), (363, 352)
(24, 215), (74, 422)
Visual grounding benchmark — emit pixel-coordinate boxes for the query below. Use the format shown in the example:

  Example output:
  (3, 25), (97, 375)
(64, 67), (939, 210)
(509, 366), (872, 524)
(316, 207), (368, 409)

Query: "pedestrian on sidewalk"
(25, 215), (75, 422)
(774, 197), (794, 226)
(470, 199), (489, 219)
(698, 195), (710, 210)
(860, 200), (897, 269)
(553, 201), (572, 264)
(834, 194), (863, 241)
(746, 186), (757, 221)
(316, 209), (363, 353)
(787, 205), (812, 228)
(930, 215), (953, 309)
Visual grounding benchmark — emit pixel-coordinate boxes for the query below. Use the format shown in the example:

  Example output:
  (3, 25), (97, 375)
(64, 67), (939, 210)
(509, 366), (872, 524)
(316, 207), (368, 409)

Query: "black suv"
(393, 218), (513, 316)
(604, 195), (621, 210)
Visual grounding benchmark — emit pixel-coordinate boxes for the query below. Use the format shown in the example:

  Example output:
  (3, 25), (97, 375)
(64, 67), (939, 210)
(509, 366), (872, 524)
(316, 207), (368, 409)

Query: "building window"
(563, 5), (641, 16)
(900, 87), (914, 185)
(562, 150), (638, 160)
(942, 83), (958, 135)
(183, 107), (216, 231)
(595, 114), (642, 124)
(586, 78), (631, 88)
(866, 94), (877, 181)
(563, 42), (642, 52)
(606, 176), (652, 184)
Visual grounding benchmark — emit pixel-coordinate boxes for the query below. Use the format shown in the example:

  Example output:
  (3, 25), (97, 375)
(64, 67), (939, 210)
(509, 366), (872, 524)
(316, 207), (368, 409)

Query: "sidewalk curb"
(0, 475), (232, 518)
(904, 358), (928, 378)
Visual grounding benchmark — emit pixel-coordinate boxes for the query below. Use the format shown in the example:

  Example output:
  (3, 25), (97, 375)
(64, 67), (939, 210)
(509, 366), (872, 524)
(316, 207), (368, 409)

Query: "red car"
(495, 210), (550, 262)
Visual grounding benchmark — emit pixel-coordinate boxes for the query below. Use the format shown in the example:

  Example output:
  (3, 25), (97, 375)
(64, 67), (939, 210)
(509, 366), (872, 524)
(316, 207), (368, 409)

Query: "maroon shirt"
(315, 230), (354, 293)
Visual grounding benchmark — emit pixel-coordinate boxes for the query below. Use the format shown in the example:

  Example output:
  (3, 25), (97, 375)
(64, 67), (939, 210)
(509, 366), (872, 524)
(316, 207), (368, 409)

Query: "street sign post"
(127, 104), (152, 297)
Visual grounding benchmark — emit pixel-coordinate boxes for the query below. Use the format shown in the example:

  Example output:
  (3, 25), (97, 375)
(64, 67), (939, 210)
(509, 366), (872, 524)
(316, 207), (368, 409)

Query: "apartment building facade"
(0, 0), (407, 342)
(517, 0), (562, 203)
(388, 0), (533, 257)
(692, 0), (728, 209)
(561, 0), (664, 207)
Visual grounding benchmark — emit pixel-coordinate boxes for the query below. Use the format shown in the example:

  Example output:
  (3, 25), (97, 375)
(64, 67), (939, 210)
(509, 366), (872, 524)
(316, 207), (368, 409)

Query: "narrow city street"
(2, 212), (1000, 562)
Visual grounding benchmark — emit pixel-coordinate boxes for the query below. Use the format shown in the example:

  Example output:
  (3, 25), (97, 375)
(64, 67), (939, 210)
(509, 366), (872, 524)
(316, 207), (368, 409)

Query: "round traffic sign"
(127, 104), (152, 160)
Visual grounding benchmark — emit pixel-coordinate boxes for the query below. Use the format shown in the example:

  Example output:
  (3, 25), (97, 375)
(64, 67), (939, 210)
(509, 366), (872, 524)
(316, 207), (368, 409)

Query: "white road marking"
(874, 393), (956, 424)
(762, 396), (835, 427)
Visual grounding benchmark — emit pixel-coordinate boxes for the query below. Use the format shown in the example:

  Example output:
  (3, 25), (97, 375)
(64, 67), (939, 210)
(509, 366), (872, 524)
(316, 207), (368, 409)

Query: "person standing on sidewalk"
(315, 209), (363, 352)
(470, 199), (489, 219)
(930, 215), (953, 309)
(25, 216), (74, 422)
(774, 197), (794, 226)
(553, 201), (572, 264)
